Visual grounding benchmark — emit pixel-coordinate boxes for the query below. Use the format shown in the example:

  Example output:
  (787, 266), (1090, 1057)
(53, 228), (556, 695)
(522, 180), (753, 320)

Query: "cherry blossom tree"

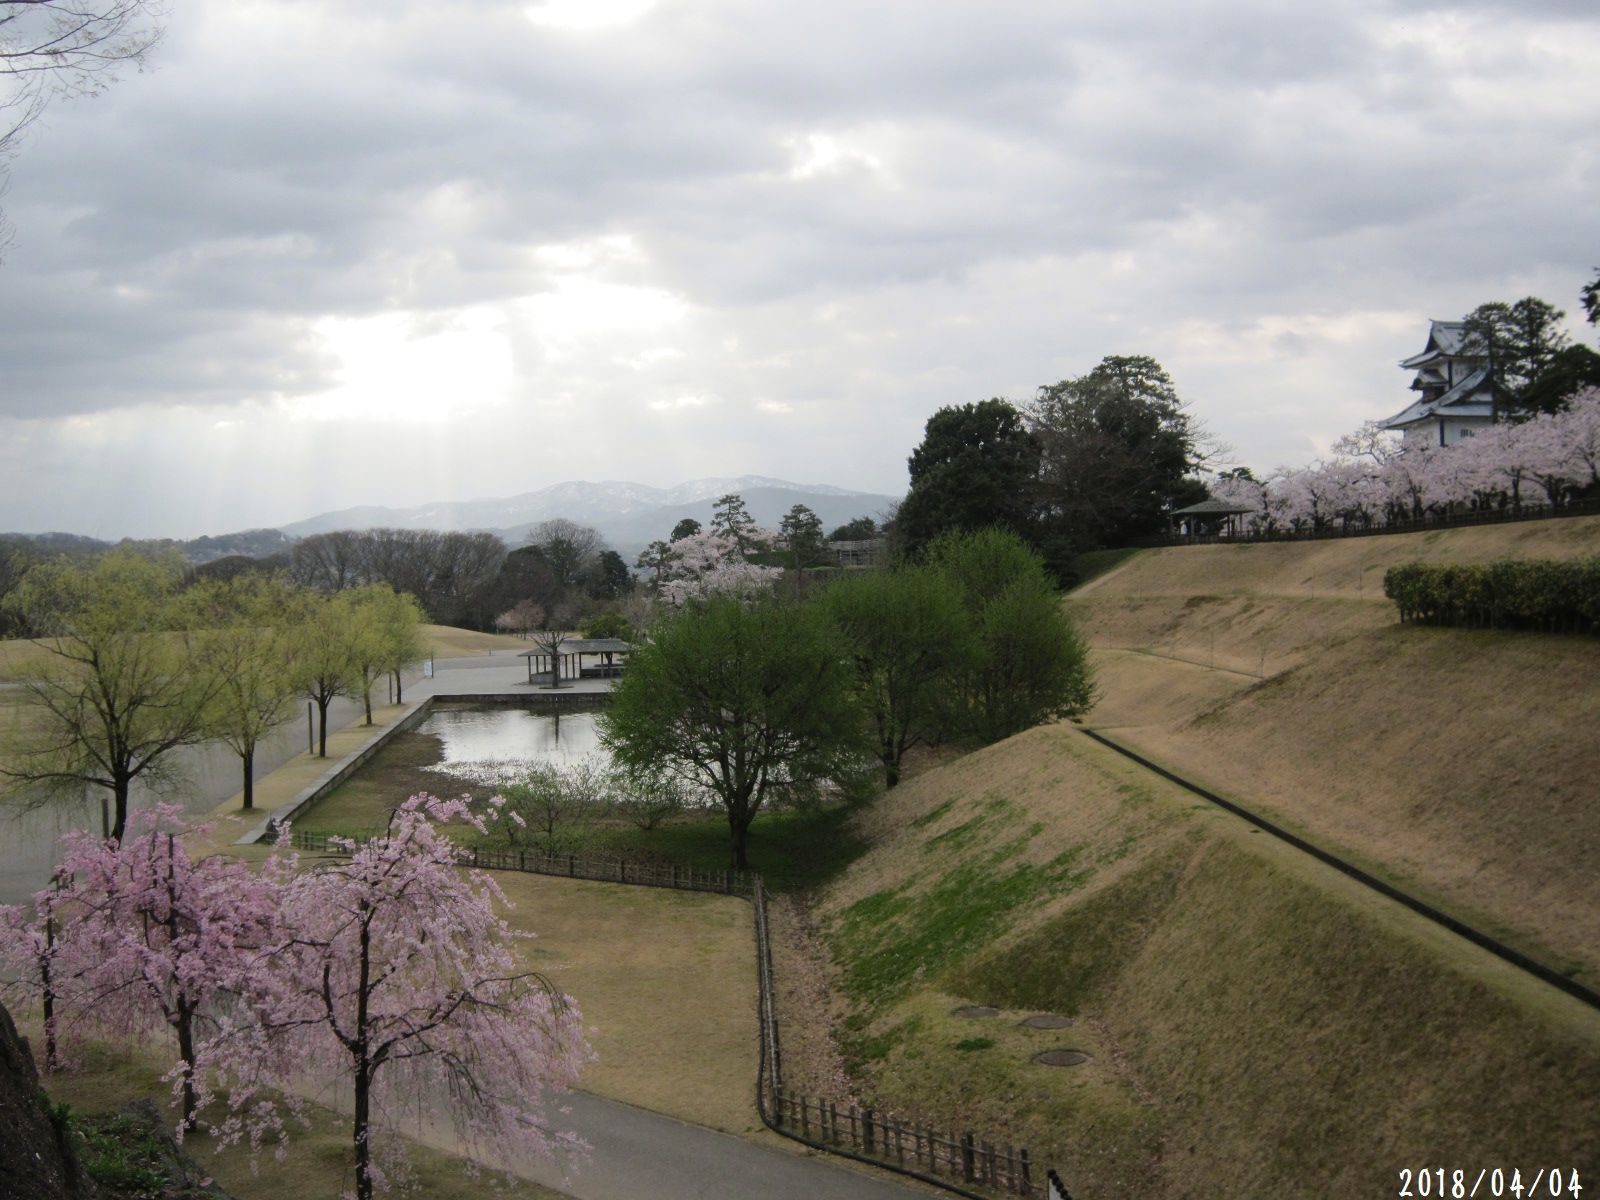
(656, 529), (782, 607)
(268, 794), (588, 1199)
(46, 807), (284, 1132)
(0, 876), (75, 1072)
(1201, 390), (1600, 534)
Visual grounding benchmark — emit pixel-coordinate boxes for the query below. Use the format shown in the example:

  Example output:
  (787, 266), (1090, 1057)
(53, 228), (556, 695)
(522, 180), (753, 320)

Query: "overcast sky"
(1, 0), (1596, 538)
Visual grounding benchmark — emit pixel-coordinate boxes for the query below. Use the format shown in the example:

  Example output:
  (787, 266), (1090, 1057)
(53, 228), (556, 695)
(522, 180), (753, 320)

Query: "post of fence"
(863, 1108), (875, 1154)
(1020, 1148), (1032, 1193)
(962, 1132), (976, 1182)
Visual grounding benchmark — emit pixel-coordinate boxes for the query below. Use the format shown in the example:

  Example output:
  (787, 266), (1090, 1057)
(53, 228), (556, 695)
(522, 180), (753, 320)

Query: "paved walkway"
(466, 1091), (935, 1200)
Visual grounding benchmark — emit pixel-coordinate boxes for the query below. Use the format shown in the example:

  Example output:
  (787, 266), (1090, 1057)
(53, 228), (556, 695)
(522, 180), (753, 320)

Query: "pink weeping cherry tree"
(44, 806), (286, 1134)
(265, 793), (589, 1200)
(0, 876), (75, 1073)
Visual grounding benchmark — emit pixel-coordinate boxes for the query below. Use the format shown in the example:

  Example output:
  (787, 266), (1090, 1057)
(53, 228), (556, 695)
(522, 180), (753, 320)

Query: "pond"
(422, 705), (607, 767)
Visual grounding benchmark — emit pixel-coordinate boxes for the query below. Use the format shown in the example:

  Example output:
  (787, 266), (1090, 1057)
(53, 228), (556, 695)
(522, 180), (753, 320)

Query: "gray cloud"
(0, 0), (1596, 534)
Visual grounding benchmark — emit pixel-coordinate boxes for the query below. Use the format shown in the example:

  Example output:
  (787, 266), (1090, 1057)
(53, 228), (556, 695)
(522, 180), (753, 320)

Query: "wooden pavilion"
(518, 637), (631, 685)
(1169, 498), (1255, 538)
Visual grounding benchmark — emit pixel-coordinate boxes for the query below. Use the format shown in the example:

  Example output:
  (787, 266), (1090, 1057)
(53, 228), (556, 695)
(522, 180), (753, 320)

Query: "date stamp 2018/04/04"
(1398, 1168), (1583, 1197)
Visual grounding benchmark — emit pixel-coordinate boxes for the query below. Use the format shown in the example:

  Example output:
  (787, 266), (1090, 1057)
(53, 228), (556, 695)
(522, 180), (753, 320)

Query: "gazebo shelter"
(518, 638), (632, 685)
(1169, 499), (1255, 539)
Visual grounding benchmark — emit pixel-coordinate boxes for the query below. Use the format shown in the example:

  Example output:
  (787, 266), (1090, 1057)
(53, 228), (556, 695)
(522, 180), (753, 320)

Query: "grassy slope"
(1064, 514), (1600, 985)
(811, 724), (1600, 1199)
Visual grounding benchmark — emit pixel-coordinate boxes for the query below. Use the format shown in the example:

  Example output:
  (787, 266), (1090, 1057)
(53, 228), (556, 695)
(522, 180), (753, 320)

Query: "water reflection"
(422, 707), (606, 766)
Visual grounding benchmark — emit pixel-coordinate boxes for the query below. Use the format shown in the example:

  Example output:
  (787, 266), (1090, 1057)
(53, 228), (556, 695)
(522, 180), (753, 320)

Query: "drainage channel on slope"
(1076, 726), (1600, 1015)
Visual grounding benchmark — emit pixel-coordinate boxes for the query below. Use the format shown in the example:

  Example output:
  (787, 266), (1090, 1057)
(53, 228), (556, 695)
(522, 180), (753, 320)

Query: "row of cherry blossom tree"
(0, 798), (587, 1199)
(1209, 389), (1600, 534)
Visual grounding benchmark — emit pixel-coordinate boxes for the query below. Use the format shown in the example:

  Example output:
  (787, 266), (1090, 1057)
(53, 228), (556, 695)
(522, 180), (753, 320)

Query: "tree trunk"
(353, 1057), (373, 1200)
(364, 681), (373, 726)
(41, 915), (57, 1073)
(111, 776), (132, 843)
(730, 814), (750, 870)
(242, 746), (254, 810)
(392, 668), (403, 704)
(317, 696), (331, 758)
(176, 1003), (198, 1129)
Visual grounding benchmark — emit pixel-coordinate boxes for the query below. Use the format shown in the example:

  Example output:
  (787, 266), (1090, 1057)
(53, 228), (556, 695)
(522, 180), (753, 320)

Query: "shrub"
(1384, 557), (1600, 634)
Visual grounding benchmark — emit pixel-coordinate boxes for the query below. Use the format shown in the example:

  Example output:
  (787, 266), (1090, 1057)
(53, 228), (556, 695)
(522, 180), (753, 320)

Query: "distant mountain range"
(279, 476), (900, 557)
(4, 477), (900, 565)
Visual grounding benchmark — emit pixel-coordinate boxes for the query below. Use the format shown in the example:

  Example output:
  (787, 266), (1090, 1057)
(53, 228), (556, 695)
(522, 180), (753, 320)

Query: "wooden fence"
(288, 830), (753, 896)
(768, 1089), (1036, 1194)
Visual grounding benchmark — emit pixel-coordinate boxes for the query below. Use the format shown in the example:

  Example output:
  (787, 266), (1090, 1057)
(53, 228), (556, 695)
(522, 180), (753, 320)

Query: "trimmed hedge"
(1384, 559), (1600, 634)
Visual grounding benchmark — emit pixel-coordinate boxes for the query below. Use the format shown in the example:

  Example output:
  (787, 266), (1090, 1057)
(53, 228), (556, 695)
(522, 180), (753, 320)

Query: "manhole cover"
(950, 1005), (1000, 1019)
(1021, 1015), (1074, 1029)
(1032, 1049), (1091, 1068)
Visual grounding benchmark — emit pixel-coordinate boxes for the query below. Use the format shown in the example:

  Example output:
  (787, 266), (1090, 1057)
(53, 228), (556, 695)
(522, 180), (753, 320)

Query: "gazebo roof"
(517, 638), (631, 657)
(1172, 499), (1255, 516)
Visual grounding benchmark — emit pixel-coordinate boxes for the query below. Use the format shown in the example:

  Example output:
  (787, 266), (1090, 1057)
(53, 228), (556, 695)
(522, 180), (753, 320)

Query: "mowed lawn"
(491, 871), (760, 1135)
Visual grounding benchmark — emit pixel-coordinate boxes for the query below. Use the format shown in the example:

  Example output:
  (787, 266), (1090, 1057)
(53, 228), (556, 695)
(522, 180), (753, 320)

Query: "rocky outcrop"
(0, 1000), (95, 1200)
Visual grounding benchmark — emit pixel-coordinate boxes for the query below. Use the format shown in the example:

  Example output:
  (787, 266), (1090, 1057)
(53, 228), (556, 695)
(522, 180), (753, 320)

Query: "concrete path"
(508, 1092), (935, 1200)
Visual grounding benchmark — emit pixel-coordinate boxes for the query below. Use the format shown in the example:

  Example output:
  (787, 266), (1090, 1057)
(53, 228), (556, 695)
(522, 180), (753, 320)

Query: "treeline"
(893, 356), (1212, 581)
(1384, 559), (1600, 635)
(1, 552), (425, 839)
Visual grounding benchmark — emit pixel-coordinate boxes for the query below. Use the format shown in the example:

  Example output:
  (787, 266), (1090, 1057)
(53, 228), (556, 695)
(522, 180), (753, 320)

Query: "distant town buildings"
(1383, 320), (1499, 448)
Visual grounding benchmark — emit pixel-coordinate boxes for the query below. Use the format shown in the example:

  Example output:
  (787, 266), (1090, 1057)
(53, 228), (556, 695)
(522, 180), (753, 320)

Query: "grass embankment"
(422, 623), (534, 657)
(1063, 515), (1600, 987)
(807, 723), (1600, 1199)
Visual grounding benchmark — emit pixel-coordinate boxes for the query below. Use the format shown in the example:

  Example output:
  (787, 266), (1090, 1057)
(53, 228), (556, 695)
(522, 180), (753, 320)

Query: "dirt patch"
(766, 893), (862, 1103)
(950, 1005), (1000, 1018)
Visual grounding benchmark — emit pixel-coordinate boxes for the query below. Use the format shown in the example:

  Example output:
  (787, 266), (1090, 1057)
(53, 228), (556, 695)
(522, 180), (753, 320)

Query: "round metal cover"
(1032, 1049), (1090, 1068)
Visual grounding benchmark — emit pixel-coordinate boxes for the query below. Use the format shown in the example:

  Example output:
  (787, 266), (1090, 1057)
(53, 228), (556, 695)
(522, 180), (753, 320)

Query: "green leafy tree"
(1582, 269), (1599, 328)
(1, 551), (220, 840)
(339, 584), (423, 723)
(526, 519), (603, 591)
(670, 518), (702, 542)
(370, 586), (425, 705)
(779, 503), (827, 580)
(289, 592), (361, 758)
(709, 493), (760, 553)
(1028, 355), (1206, 553)
(189, 575), (301, 811)
(580, 610), (633, 640)
(586, 549), (632, 600)
(601, 596), (869, 867)
(927, 528), (1095, 743)
(1462, 297), (1571, 411)
(635, 540), (678, 592)
(828, 516), (878, 542)
(897, 399), (1041, 557)
(823, 565), (974, 786)
(1520, 345), (1600, 416)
